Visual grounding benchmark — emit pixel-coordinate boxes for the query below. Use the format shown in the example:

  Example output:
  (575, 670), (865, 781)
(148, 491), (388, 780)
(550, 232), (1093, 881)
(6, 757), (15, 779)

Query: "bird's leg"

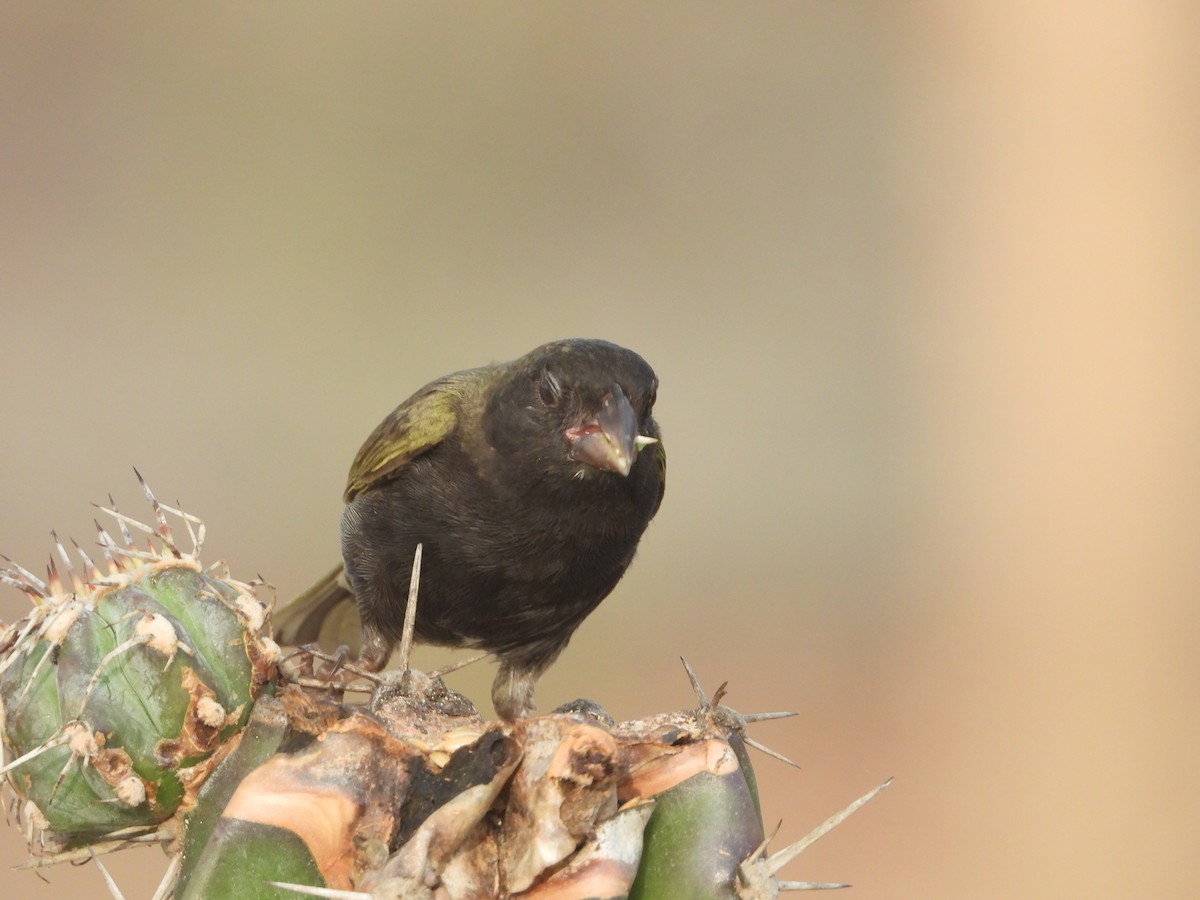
(357, 623), (393, 673)
(491, 663), (537, 723)
(491, 648), (562, 722)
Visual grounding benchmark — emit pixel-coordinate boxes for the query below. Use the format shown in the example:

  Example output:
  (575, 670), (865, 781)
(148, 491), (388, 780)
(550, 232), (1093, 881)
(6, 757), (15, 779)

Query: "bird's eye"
(645, 379), (658, 410)
(538, 370), (562, 407)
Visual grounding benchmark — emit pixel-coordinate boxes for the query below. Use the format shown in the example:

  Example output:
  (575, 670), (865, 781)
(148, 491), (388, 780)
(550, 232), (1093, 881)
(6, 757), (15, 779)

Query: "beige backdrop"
(2, 4), (1197, 898)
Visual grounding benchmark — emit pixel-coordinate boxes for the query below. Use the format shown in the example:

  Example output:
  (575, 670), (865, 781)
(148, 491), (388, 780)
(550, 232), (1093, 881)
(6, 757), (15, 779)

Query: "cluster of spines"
(0, 471), (225, 702)
(1, 469), (206, 613)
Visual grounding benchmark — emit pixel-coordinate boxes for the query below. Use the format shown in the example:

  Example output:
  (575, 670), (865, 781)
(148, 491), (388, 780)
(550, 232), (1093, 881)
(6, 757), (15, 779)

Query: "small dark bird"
(275, 338), (665, 720)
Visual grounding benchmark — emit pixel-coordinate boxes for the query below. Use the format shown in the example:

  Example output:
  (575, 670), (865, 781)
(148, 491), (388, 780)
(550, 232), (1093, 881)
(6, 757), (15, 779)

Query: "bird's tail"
(272, 564), (365, 655)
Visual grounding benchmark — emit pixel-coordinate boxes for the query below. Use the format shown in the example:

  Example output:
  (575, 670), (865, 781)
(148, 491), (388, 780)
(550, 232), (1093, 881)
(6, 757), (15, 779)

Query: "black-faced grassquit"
(275, 338), (665, 720)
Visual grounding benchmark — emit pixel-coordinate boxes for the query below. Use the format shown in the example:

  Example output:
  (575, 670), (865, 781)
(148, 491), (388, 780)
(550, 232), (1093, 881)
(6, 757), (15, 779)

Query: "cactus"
(1, 479), (887, 897)
(0, 475), (278, 852)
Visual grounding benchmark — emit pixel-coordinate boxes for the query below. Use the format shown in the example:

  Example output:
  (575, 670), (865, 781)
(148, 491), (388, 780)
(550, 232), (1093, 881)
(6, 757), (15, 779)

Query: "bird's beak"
(565, 383), (653, 477)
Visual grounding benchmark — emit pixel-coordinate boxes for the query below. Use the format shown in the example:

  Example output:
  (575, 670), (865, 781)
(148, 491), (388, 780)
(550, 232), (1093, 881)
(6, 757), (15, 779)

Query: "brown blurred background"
(3, 4), (1198, 897)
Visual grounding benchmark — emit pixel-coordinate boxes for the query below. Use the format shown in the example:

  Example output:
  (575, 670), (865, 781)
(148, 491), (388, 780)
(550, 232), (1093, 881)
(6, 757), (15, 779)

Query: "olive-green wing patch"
(344, 378), (461, 501)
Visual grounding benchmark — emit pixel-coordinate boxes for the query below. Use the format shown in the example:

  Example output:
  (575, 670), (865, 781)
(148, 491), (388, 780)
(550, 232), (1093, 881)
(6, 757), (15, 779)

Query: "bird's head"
(486, 339), (660, 480)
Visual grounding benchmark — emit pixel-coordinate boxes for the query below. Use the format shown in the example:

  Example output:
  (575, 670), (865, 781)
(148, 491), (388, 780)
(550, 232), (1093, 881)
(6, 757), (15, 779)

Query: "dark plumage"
(275, 338), (665, 720)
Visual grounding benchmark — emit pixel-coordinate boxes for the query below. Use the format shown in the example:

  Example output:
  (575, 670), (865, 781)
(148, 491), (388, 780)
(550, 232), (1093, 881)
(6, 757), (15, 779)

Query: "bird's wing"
(343, 374), (467, 501)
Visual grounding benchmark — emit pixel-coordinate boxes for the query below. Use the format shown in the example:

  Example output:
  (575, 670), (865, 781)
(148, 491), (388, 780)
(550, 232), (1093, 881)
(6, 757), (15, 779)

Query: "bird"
(274, 338), (665, 721)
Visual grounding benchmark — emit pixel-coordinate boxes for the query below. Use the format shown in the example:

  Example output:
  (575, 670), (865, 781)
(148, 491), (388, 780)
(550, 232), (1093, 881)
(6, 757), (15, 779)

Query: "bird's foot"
(279, 643), (383, 697)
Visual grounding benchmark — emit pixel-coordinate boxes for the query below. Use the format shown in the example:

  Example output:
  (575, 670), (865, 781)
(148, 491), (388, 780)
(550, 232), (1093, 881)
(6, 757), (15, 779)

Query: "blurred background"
(2, 4), (1198, 897)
